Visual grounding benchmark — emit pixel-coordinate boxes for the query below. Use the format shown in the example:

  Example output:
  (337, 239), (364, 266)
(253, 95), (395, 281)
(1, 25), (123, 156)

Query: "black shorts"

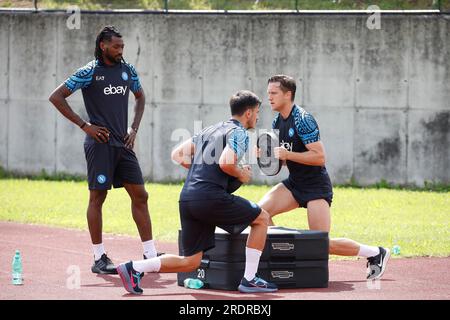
(282, 177), (333, 208)
(179, 194), (261, 256)
(84, 142), (144, 190)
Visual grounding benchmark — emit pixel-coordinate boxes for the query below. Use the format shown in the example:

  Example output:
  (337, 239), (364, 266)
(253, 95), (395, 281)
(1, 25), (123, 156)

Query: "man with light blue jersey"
(49, 26), (158, 275)
(116, 90), (278, 295)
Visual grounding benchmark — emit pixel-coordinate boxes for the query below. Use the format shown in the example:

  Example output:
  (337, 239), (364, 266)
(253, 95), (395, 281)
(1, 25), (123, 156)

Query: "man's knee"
(132, 190), (149, 205)
(252, 209), (270, 227)
(307, 199), (331, 232)
(89, 191), (107, 207)
(183, 254), (202, 272)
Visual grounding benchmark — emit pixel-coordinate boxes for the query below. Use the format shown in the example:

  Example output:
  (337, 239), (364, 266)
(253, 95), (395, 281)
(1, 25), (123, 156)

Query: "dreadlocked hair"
(94, 26), (125, 64)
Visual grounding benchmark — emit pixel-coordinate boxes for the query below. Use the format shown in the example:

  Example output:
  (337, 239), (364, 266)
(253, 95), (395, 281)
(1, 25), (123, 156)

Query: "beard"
(104, 49), (122, 64)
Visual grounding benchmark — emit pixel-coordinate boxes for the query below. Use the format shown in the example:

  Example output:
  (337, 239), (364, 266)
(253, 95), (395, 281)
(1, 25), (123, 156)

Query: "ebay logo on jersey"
(104, 84), (128, 96)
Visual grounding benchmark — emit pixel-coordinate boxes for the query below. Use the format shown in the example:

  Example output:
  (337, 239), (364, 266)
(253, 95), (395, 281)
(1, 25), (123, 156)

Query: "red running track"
(1, 221), (448, 300)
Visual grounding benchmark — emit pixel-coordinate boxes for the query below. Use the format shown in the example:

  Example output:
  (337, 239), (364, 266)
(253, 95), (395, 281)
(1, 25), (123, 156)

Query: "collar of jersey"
(229, 118), (244, 128)
(97, 59), (122, 68)
(281, 104), (297, 121)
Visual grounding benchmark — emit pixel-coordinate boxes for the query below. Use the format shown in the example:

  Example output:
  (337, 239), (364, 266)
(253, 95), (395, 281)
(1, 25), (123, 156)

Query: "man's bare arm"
(124, 88), (145, 148)
(219, 146), (252, 183)
(275, 141), (326, 167)
(171, 138), (195, 169)
(49, 84), (85, 127)
(130, 89), (145, 131)
(48, 84), (110, 143)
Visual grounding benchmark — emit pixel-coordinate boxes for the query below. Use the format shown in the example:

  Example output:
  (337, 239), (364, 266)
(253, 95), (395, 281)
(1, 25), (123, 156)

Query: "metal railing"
(3, 0), (448, 12)
(161, 0), (443, 12)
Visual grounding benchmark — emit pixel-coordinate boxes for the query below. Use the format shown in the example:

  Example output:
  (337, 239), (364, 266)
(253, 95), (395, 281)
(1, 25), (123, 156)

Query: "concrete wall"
(0, 12), (448, 186)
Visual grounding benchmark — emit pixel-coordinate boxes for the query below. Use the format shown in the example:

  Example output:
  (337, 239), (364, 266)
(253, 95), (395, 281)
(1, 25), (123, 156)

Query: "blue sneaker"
(117, 261), (143, 295)
(238, 276), (278, 293)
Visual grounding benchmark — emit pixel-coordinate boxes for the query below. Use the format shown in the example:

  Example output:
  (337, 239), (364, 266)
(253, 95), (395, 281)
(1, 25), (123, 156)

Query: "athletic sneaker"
(117, 261), (143, 295)
(366, 247), (391, 280)
(91, 253), (118, 274)
(238, 276), (278, 293)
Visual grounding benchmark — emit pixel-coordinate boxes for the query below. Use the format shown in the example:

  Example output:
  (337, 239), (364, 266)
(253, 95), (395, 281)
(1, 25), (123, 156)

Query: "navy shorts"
(282, 177), (333, 208)
(84, 142), (144, 190)
(179, 194), (261, 257)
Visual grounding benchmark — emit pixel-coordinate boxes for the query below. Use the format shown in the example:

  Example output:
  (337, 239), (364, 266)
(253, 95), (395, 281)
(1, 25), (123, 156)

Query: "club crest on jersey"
(97, 174), (106, 184)
(288, 128), (295, 137)
(121, 72), (128, 81)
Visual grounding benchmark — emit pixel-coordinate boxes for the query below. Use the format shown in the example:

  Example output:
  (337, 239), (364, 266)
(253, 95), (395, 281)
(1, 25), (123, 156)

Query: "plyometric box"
(177, 226), (329, 290)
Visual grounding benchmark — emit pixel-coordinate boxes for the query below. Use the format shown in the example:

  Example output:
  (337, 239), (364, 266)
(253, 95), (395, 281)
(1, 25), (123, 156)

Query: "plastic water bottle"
(392, 245), (401, 255)
(12, 250), (23, 285)
(183, 278), (204, 289)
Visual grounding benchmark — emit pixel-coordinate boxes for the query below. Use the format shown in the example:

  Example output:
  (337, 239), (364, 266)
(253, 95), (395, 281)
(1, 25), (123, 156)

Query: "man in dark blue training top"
(258, 74), (390, 280)
(49, 26), (158, 274)
(116, 90), (278, 295)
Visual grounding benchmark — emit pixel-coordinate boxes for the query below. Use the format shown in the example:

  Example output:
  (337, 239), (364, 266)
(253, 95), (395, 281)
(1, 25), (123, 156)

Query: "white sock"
(358, 245), (380, 258)
(244, 247), (262, 281)
(132, 257), (161, 273)
(142, 240), (157, 259)
(92, 243), (106, 261)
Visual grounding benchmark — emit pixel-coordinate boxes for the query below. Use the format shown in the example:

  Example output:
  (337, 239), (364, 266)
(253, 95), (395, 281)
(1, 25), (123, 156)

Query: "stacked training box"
(177, 226), (329, 290)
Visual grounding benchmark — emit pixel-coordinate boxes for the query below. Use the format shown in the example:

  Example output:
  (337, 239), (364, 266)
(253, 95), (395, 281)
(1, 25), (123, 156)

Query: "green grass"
(0, 0), (442, 10)
(0, 179), (449, 259)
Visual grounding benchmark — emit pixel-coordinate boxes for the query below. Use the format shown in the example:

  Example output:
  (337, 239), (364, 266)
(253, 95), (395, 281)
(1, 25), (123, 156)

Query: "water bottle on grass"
(392, 245), (401, 255)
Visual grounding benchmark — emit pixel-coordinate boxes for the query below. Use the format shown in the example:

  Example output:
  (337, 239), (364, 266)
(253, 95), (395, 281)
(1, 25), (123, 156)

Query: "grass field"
(0, 0), (443, 10)
(0, 178), (449, 259)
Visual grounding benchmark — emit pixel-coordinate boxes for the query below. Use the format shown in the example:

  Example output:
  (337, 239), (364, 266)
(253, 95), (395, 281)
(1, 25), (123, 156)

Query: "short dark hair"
(95, 26), (123, 64)
(268, 75), (296, 101)
(229, 90), (261, 116)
